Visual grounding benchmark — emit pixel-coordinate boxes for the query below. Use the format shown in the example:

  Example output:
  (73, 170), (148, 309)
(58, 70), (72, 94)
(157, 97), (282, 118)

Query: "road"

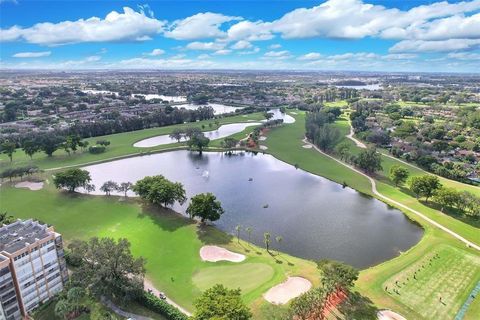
(302, 138), (480, 251)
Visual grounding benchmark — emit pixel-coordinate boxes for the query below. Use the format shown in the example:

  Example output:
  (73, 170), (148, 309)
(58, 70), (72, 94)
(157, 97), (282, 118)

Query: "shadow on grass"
(138, 203), (196, 232)
(196, 224), (233, 245)
(337, 291), (378, 320)
(419, 200), (480, 228)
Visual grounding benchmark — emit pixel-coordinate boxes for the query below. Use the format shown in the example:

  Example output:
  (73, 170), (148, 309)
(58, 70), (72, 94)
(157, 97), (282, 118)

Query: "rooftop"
(0, 220), (51, 254)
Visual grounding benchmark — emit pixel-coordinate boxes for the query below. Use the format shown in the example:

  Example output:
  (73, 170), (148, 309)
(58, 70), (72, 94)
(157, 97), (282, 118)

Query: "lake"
(176, 103), (242, 115)
(133, 122), (261, 148)
(81, 151), (422, 268)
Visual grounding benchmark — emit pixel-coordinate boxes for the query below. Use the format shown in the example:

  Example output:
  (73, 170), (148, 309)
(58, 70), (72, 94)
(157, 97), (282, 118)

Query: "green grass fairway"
(0, 112), (265, 170)
(383, 244), (480, 320)
(193, 263), (275, 295)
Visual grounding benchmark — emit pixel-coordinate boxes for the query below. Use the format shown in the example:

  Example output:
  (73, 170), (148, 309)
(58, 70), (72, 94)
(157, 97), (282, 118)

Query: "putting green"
(193, 263), (274, 294)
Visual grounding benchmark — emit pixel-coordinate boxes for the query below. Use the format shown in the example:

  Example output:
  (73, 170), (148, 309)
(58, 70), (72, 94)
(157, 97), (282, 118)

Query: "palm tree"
(264, 232), (271, 252)
(275, 236), (283, 253)
(245, 227), (253, 243)
(235, 225), (242, 243)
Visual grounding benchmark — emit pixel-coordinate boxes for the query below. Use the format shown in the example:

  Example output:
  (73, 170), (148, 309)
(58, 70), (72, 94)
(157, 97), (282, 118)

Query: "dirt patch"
(377, 310), (407, 320)
(15, 181), (44, 191)
(302, 144), (313, 149)
(199, 245), (246, 263)
(264, 276), (312, 304)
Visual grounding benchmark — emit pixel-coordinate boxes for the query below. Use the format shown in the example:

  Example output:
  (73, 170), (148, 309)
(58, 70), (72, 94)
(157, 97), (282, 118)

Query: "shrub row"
(136, 292), (189, 320)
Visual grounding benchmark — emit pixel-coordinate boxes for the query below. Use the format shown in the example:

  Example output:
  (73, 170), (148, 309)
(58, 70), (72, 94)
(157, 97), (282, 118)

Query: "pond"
(175, 103), (242, 115)
(81, 151), (422, 268)
(133, 122), (261, 148)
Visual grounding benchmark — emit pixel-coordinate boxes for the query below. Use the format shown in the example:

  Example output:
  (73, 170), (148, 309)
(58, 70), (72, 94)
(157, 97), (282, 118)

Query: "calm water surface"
(81, 151), (422, 268)
(133, 122), (261, 148)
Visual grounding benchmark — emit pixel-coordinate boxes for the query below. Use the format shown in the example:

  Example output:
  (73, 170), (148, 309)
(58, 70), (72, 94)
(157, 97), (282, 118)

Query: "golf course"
(1, 109), (479, 319)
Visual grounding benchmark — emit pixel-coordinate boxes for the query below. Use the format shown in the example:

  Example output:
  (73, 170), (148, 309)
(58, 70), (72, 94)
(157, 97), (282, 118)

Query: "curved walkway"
(302, 138), (480, 251)
(346, 126), (366, 148)
(144, 278), (192, 316)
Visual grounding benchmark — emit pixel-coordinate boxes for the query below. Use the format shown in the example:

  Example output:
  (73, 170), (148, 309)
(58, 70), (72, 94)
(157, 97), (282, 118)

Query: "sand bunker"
(377, 310), (407, 320)
(259, 136), (267, 141)
(264, 277), (312, 304)
(259, 145), (268, 150)
(302, 144), (313, 149)
(290, 112), (298, 114)
(200, 245), (246, 263)
(15, 181), (44, 191)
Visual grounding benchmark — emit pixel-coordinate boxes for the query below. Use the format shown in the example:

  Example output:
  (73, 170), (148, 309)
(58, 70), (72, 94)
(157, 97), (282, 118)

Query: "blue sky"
(1, 0), (480, 72)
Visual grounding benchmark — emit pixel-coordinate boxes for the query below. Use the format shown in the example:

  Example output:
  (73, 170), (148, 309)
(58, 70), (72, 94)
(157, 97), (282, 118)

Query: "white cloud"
(237, 47), (260, 55)
(263, 50), (292, 60)
(197, 54), (210, 59)
(269, 0), (480, 40)
(0, 7), (164, 45)
(117, 57), (216, 69)
(230, 40), (252, 50)
(185, 41), (225, 51)
(85, 55), (101, 62)
(298, 52), (322, 60)
(146, 48), (165, 56)
(12, 51), (51, 58)
(213, 49), (231, 55)
(264, 50), (290, 57)
(221, 0), (480, 54)
(382, 53), (417, 60)
(164, 12), (241, 40)
(390, 39), (480, 52)
(226, 20), (273, 41)
(269, 44), (281, 49)
(447, 52), (480, 60)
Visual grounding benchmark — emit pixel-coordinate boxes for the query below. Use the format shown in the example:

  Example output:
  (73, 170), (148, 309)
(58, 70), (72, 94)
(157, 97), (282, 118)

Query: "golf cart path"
(144, 278), (192, 316)
(346, 126), (367, 148)
(302, 138), (480, 251)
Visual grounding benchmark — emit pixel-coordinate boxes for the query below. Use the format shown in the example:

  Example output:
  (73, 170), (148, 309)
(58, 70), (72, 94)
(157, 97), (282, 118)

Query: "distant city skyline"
(1, 0), (480, 72)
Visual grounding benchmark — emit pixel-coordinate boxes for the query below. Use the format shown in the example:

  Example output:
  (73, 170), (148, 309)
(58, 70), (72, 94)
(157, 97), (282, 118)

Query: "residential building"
(0, 220), (68, 319)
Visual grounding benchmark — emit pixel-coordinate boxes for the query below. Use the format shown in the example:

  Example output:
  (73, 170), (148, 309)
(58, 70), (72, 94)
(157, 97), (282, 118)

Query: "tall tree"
(353, 147), (382, 174)
(188, 133), (210, 155)
(264, 232), (271, 252)
(22, 139), (39, 159)
(193, 284), (252, 320)
(133, 175), (186, 207)
(53, 168), (91, 192)
(117, 182), (133, 197)
(186, 193), (224, 223)
(408, 175), (442, 202)
(100, 181), (119, 196)
(389, 165), (409, 187)
(0, 140), (16, 162)
(169, 128), (185, 143)
(68, 237), (145, 301)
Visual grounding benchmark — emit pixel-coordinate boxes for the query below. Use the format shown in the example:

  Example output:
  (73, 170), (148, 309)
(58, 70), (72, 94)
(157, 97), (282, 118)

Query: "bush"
(136, 292), (188, 320)
(88, 145), (106, 154)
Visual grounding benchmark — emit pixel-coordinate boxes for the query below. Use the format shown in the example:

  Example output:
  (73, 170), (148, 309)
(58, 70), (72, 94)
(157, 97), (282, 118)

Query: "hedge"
(136, 292), (189, 320)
